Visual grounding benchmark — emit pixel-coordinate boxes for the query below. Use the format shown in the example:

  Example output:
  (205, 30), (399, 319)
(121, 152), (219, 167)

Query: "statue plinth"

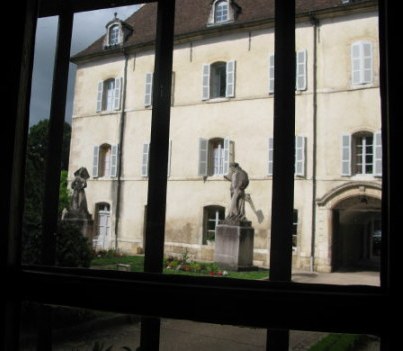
(62, 209), (94, 242)
(214, 223), (255, 271)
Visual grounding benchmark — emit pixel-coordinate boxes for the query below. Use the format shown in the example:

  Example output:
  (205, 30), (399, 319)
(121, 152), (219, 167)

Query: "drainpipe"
(310, 15), (319, 272)
(114, 50), (129, 250)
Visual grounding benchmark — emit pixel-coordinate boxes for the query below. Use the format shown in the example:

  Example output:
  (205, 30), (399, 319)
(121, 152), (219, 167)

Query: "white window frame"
(93, 144), (118, 178)
(355, 133), (374, 175)
(268, 54), (275, 94)
(145, 72), (153, 107)
(142, 143), (150, 177)
(296, 49), (307, 91)
(202, 61), (236, 100)
(351, 41), (373, 85)
(341, 131), (382, 177)
(96, 77), (122, 112)
(198, 137), (234, 177)
(214, 0), (229, 24)
(95, 203), (111, 249)
(108, 24), (120, 46)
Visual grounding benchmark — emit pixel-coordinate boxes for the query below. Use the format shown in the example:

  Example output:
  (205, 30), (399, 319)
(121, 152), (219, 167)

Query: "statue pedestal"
(214, 224), (255, 271)
(62, 211), (94, 242)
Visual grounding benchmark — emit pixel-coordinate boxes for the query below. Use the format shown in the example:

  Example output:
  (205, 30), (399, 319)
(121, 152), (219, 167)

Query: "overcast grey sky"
(29, 5), (139, 127)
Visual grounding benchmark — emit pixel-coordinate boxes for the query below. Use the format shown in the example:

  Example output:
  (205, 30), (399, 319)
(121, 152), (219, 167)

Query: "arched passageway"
(332, 195), (381, 271)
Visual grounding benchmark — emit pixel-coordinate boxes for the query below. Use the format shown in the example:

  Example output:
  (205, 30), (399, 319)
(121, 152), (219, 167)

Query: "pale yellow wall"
(68, 9), (381, 271)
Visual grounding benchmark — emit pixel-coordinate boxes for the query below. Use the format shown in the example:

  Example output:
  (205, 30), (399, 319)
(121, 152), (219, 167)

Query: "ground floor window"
(292, 209), (298, 249)
(95, 203), (111, 249)
(203, 205), (225, 244)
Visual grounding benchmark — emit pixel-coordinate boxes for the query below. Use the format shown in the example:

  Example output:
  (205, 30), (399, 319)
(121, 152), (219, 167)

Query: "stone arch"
(318, 182), (382, 271)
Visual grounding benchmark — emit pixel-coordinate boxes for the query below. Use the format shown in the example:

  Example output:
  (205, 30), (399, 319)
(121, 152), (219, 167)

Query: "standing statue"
(223, 162), (249, 223)
(70, 167), (90, 216)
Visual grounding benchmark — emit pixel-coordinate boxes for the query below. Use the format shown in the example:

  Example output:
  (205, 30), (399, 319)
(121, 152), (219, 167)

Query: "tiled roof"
(71, 0), (376, 62)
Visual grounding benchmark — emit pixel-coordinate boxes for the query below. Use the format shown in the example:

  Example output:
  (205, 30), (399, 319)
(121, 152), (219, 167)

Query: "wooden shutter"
(362, 42), (373, 84)
(223, 138), (234, 175)
(142, 143), (150, 177)
(145, 73), (153, 107)
(296, 50), (307, 91)
(295, 136), (306, 177)
(374, 130), (382, 176)
(226, 60), (236, 98)
(351, 42), (361, 85)
(198, 138), (208, 176)
(167, 140), (172, 177)
(110, 144), (119, 177)
(93, 145), (100, 177)
(96, 81), (104, 112)
(113, 77), (122, 110)
(268, 137), (274, 176)
(202, 64), (210, 100)
(341, 134), (352, 176)
(352, 42), (373, 85)
(269, 54), (275, 94)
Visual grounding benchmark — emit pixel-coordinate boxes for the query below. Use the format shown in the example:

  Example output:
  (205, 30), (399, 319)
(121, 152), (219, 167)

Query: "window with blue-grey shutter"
(268, 136), (306, 176)
(226, 60), (236, 98)
(295, 136), (306, 177)
(96, 81), (104, 112)
(268, 54), (275, 94)
(145, 73), (153, 107)
(223, 137), (234, 175)
(142, 143), (150, 177)
(113, 77), (122, 110)
(167, 140), (172, 178)
(199, 138), (233, 176)
(202, 64), (210, 100)
(110, 144), (119, 177)
(198, 138), (208, 176)
(296, 50), (307, 91)
(268, 50), (307, 94)
(93, 145), (100, 177)
(341, 134), (352, 176)
(351, 41), (373, 85)
(374, 131), (382, 177)
(268, 137), (274, 176)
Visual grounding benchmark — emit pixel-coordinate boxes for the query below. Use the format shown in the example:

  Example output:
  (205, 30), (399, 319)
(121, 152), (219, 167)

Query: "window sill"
(204, 97), (230, 103)
(351, 174), (379, 181)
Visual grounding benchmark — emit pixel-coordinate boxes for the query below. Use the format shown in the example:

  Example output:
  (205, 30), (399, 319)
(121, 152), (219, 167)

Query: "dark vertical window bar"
(144, 0), (176, 274)
(141, 1), (176, 350)
(36, 5), (74, 351)
(269, 0), (296, 284)
(378, 0), (395, 349)
(267, 0), (295, 349)
(3, 1), (39, 350)
(40, 5), (74, 266)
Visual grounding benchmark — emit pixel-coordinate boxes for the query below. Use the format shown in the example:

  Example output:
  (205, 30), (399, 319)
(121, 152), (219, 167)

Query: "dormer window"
(108, 24), (120, 46)
(215, 1), (229, 23)
(207, 0), (241, 26)
(103, 13), (133, 50)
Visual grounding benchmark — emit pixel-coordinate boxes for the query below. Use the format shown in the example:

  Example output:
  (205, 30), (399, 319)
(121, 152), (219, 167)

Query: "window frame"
(3, 0), (395, 350)
(108, 24), (120, 46)
(214, 0), (229, 24)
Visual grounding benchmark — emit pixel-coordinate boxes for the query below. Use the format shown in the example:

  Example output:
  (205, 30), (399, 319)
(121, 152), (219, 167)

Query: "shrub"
(56, 221), (93, 267)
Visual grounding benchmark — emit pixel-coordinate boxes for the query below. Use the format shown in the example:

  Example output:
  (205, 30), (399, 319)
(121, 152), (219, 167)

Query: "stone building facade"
(69, 0), (382, 272)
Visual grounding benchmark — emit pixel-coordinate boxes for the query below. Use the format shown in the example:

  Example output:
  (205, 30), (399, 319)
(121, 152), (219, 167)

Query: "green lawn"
(308, 333), (368, 351)
(91, 254), (269, 280)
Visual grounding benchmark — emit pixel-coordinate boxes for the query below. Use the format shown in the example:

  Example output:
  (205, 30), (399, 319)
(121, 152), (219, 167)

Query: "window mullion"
(267, 2), (295, 349)
(144, 0), (176, 273)
(41, 4), (74, 266)
(270, 0), (296, 283)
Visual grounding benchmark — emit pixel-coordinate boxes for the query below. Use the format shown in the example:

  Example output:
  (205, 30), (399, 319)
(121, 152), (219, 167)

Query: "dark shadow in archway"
(332, 195), (381, 272)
